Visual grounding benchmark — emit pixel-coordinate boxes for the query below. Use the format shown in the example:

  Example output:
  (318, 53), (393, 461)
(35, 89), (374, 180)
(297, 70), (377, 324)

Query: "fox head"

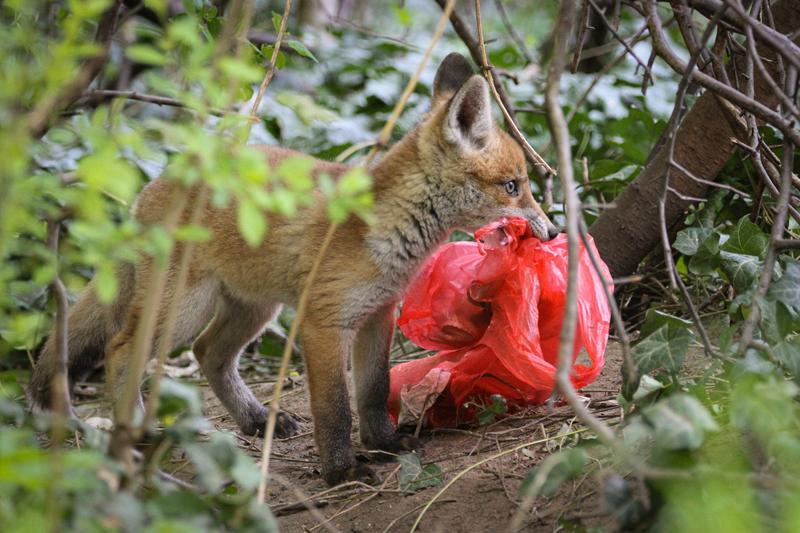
(417, 53), (559, 241)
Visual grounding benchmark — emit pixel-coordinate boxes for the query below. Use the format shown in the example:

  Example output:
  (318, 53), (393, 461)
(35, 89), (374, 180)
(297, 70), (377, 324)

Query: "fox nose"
(546, 224), (560, 241)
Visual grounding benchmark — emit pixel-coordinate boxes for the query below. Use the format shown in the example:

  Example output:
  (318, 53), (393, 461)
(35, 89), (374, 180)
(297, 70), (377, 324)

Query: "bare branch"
(250, 0), (293, 118)
(738, 65), (798, 354)
(433, 0), (556, 177)
(27, 2), (122, 137)
(79, 89), (228, 116)
(545, 0), (616, 445)
(643, 1), (800, 146)
(45, 216), (72, 435)
(588, 0), (653, 88)
(473, 0), (555, 176)
(494, 0), (535, 64)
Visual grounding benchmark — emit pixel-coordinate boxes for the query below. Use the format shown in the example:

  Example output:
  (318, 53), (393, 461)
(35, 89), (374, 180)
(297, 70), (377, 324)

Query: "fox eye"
(503, 180), (519, 197)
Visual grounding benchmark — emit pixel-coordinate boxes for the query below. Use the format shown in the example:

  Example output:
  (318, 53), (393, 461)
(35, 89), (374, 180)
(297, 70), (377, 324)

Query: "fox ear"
(443, 75), (494, 151)
(433, 53), (475, 101)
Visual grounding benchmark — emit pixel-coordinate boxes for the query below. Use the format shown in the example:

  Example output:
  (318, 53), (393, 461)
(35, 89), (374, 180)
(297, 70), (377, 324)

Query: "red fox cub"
(29, 53), (558, 485)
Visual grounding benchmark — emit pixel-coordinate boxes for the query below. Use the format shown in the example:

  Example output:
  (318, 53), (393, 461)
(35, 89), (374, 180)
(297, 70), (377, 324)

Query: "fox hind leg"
(193, 292), (297, 438)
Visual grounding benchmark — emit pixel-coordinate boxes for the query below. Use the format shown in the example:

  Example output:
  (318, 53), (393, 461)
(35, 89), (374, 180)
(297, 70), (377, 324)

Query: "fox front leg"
(302, 319), (376, 486)
(353, 304), (421, 458)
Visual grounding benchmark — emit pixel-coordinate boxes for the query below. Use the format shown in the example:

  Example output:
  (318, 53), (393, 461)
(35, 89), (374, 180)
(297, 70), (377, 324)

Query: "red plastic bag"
(388, 217), (612, 427)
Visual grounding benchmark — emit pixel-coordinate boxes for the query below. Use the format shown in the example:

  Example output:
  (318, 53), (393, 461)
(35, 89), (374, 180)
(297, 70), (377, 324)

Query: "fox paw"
(239, 408), (299, 438)
(324, 464), (379, 487)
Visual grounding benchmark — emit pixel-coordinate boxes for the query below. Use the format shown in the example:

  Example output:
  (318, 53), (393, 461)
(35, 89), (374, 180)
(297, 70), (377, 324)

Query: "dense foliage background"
(1, 0), (798, 531)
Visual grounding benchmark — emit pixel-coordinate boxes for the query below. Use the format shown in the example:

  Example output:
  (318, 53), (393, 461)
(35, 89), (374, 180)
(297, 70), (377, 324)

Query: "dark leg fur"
(193, 291), (298, 438)
(353, 304), (422, 459)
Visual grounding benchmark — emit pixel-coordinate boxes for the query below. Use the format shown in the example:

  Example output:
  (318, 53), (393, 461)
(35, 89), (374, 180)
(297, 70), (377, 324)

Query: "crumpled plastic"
(388, 217), (612, 427)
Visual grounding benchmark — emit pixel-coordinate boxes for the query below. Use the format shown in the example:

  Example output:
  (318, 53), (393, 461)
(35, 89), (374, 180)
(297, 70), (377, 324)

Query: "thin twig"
(409, 429), (589, 532)
(588, 0), (653, 88)
(738, 65), (798, 353)
(270, 473), (340, 533)
(494, 0), (534, 64)
(143, 186), (210, 429)
(643, 0), (800, 147)
(250, 0), (293, 118)
(433, 0), (555, 179)
(256, 221), (337, 501)
(544, 0), (615, 446)
(79, 89), (227, 116)
(364, 0), (456, 167)
(27, 2), (122, 137)
(474, 0), (555, 175)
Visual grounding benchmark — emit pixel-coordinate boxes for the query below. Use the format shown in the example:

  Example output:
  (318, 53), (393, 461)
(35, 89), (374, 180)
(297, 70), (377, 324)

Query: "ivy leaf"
(642, 394), (718, 451)
(286, 39), (318, 62)
(720, 251), (760, 292)
(688, 231), (721, 275)
(632, 322), (693, 376)
(720, 216), (769, 258)
(769, 260), (800, 311)
(519, 448), (587, 498)
(639, 309), (693, 339)
(774, 339), (800, 383)
(673, 227), (713, 256)
(397, 453), (442, 493)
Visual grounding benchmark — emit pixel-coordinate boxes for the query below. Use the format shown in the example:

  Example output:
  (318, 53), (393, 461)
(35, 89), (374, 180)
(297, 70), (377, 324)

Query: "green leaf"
(397, 453), (442, 493)
(632, 374), (665, 401)
(271, 12), (283, 32)
(277, 155), (315, 191)
(95, 261), (118, 304)
(673, 227), (713, 256)
(144, 0), (167, 17)
(769, 260), (800, 311)
(476, 394), (508, 425)
(157, 378), (203, 419)
(642, 393), (718, 450)
(632, 323), (693, 376)
(688, 231), (721, 275)
(720, 251), (760, 292)
(237, 199), (267, 247)
(275, 91), (338, 125)
(519, 448), (587, 498)
(126, 44), (169, 66)
(721, 216), (769, 258)
(639, 309), (693, 340)
(393, 6), (413, 26)
(774, 339), (800, 382)
(286, 40), (318, 62)
(337, 166), (372, 196)
(218, 57), (262, 83)
(174, 223), (211, 243)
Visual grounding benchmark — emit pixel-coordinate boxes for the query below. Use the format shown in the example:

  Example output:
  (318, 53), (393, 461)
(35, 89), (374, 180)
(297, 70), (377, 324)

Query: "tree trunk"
(589, 0), (800, 277)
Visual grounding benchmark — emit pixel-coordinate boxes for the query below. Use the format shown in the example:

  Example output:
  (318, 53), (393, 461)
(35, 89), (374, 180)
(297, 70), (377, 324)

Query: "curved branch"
(644, 1), (800, 147)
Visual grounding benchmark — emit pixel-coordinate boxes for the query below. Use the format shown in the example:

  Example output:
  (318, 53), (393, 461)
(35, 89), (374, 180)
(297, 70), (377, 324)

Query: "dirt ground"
(71, 341), (708, 532)
(210, 343), (630, 533)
